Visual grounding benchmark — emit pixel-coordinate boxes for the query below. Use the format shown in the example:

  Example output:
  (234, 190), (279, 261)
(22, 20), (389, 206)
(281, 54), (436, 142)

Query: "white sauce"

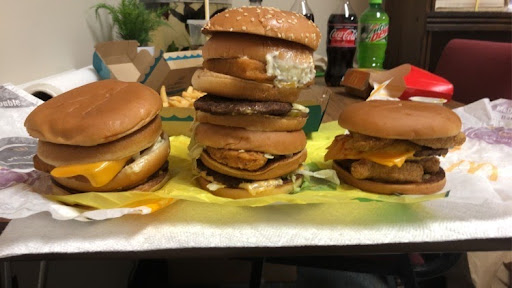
(265, 52), (315, 88)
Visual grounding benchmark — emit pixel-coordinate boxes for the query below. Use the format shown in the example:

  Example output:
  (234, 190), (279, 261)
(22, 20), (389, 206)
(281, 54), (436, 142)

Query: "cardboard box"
(93, 41), (203, 93)
(92, 40), (170, 91)
(92, 41), (203, 136)
(162, 50), (203, 94)
(342, 64), (454, 102)
(160, 107), (195, 137)
(159, 50), (203, 137)
(341, 68), (374, 99)
(370, 64), (453, 101)
(297, 85), (331, 133)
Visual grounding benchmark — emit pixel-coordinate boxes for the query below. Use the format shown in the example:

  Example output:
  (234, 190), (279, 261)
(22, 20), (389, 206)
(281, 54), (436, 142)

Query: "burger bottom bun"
(200, 148), (307, 181)
(191, 69), (300, 103)
(333, 161), (446, 195)
(195, 110), (307, 132)
(52, 135), (170, 192)
(197, 175), (303, 199)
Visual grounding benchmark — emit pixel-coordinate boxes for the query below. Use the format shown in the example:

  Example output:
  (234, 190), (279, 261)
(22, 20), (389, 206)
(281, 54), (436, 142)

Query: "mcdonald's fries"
(160, 85), (206, 108)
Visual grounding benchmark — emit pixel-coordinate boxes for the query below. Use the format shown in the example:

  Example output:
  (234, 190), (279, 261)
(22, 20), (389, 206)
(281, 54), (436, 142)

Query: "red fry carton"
(369, 64), (453, 101)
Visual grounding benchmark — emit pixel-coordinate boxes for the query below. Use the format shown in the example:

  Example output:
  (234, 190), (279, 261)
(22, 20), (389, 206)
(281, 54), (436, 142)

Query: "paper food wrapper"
(0, 82), (510, 221)
(368, 64), (454, 102)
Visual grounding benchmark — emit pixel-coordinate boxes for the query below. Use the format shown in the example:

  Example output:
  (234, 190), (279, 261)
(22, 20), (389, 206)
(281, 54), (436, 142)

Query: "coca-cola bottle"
(290, 0), (315, 22)
(325, 0), (357, 87)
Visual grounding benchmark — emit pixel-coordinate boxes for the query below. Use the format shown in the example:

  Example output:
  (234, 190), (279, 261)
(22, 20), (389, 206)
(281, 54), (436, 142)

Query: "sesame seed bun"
(338, 100), (462, 139)
(202, 6), (321, 50)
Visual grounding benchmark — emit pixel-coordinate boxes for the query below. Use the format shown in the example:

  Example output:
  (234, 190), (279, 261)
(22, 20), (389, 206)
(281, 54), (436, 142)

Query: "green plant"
(94, 0), (169, 46)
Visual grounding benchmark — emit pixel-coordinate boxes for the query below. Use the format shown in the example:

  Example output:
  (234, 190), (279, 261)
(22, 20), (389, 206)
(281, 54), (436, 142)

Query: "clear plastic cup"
(187, 19), (207, 48)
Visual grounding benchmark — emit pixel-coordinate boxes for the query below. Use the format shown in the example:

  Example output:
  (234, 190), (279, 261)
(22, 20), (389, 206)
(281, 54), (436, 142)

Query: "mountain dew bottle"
(355, 0), (389, 69)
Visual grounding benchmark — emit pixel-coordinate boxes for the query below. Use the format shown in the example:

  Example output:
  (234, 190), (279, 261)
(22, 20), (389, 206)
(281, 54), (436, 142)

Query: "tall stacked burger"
(25, 80), (171, 193)
(324, 100), (466, 195)
(189, 6), (321, 199)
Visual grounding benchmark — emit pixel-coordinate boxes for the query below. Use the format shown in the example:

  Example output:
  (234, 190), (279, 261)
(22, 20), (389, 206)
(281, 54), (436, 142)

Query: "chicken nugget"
(411, 132), (466, 149)
(351, 159), (424, 183)
(206, 147), (268, 171)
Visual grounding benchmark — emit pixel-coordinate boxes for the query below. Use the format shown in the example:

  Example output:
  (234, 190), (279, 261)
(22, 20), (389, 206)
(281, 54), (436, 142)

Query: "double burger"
(325, 100), (466, 195)
(25, 80), (170, 193)
(189, 6), (321, 199)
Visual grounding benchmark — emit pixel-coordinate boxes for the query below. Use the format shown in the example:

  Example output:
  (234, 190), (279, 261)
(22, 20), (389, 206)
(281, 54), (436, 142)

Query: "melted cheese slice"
(325, 137), (417, 167)
(50, 157), (131, 187)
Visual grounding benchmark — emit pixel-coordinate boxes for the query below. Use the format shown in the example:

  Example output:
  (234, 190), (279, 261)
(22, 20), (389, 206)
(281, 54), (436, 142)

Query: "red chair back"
(435, 39), (512, 104)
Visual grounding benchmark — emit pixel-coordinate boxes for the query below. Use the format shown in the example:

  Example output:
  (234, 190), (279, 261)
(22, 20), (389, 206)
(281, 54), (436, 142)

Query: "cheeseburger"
(325, 100), (466, 195)
(189, 6), (321, 199)
(25, 80), (170, 193)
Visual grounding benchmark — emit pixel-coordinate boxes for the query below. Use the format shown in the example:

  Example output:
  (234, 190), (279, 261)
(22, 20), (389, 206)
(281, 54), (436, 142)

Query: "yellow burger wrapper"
(47, 121), (448, 210)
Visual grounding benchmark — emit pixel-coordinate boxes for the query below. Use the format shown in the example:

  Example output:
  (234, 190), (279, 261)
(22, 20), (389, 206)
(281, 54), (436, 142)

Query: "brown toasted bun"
(191, 69), (300, 103)
(333, 161), (446, 195)
(25, 80), (162, 146)
(202, 32), (314, 64)
(195, 110), (307, 132)
(338, 100), (462, 139)
(202, 6), (321, 50)
(50, 135), (170, 192)
(197, 175), (303, 199)
(203, 58), (273, 83)
(194, 123), (307, 155)
(200, 149), (307, 180)
(37, 116), (162, 166)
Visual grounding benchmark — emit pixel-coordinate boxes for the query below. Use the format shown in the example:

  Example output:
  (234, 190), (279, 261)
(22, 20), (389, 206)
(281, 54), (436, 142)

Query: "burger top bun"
(202, 6), (321, 50)
(338, 100), (462, 140)
(25, 80), (162, 146)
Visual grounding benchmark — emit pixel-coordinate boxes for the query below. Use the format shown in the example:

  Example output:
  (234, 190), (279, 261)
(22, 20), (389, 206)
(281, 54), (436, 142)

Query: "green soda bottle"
(355, 0), (389, 69)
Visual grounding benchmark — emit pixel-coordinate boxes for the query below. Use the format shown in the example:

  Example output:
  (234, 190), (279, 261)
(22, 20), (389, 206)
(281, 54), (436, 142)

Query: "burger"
(192, 6), (321, 103)
(188, 6), (321, 199)
(24, 79), (170, 193)
(324, 100), (466, 195)
(190, 122), (307, 199)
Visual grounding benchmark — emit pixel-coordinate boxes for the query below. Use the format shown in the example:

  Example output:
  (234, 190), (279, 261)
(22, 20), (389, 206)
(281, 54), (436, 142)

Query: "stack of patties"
(189, 6), (321, 199)
(325, 100), (466, 195)
(25, 80), (171, 193)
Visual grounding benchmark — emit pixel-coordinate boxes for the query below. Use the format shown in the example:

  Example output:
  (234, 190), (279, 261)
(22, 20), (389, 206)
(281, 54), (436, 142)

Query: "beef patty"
(194, 94), (292, 116)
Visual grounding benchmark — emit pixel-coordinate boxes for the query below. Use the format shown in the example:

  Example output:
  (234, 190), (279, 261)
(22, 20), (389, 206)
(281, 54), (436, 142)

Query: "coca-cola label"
(360, 23), (389, 42)
(328, 24), (357, 47)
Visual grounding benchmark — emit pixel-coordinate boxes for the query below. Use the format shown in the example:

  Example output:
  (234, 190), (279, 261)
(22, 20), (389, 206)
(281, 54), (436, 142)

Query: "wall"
(0, 0), (367, 85)
(0, 0), (119, 85)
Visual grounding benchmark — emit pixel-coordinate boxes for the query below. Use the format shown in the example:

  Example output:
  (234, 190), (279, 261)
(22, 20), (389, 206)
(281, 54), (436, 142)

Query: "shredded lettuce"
(290, 162), (340, 193)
